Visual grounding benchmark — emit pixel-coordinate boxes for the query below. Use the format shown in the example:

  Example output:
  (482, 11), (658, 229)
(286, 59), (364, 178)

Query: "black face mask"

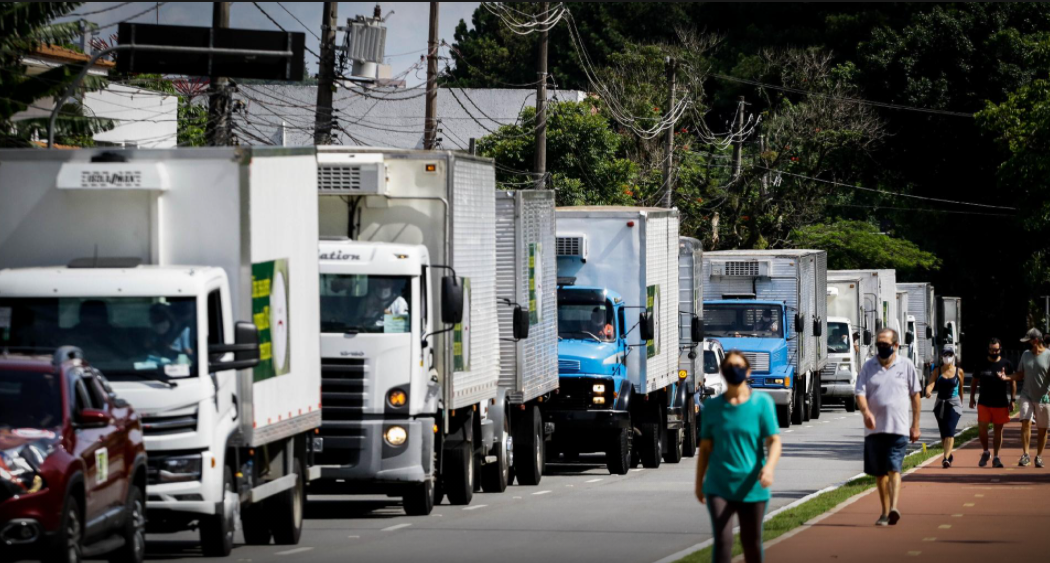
(876, 344), (894, 360)
(722, 365), (749, 385)
(988, 351), (1000, 360)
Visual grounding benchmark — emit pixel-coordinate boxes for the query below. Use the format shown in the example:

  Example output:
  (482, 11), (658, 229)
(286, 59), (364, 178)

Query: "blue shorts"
(864, 433), (908, 476)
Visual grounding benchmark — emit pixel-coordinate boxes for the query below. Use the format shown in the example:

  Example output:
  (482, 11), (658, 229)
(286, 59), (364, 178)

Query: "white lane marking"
(565, 484), (574, 488)
(382, 523), (413, 532)
(784, 430), (794, 433)
(513, 496), (522, 499)
(463, 504), (487, 511)
(837, 417), (846, 420)
(805, 425), (814, 428)
(276, 547), (314, 556)
(532, 490), (552, 496)
(822, 421), (830, 424)
(633, 468), (646, 472)
(586, 478), (604, 483)
(347, 536), (360, 539)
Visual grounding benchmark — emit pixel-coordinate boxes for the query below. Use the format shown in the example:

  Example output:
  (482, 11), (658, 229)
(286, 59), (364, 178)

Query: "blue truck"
(548, 207), (701, 474)
(702, 250), (828, 428)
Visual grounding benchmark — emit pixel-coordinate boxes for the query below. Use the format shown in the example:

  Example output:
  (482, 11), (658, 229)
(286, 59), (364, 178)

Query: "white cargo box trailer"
(831, 270), (898, 356)
(939, 296), (962, 363)
(0, 147), (320, 554)
(899, 282), (937, 375)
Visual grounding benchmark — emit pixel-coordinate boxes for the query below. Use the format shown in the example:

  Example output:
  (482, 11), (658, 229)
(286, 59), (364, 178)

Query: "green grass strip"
(676, 425), (982, 563)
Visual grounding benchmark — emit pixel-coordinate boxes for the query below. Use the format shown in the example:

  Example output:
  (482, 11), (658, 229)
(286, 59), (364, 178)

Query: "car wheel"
(109, 484), (145, 563)
(45, 494), (82, 563)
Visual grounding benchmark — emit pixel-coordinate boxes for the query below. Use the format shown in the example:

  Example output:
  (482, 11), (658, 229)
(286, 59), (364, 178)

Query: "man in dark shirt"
(969, 338), (1016, 468)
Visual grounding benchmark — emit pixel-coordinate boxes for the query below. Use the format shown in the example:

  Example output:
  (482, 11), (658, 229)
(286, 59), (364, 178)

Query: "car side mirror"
(639, 312), (655, 341)
(813, 318), (823, 337)
(926, 326), (933, 340)
(905, 331), (915, 346)
(691, 315), (704, 344)
(76, 408), (110, 428)
(794, 314), (804, 334)
(513, 305), (530, 340)
(863, 330), (872, 346)
(209, 321), (261, 372)
(441, 276), (464, 325)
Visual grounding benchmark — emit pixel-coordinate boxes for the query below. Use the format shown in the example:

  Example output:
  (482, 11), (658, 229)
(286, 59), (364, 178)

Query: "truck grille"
(548, 377), (611, 410)
(321, 358), (367, 421)
(558, 359), (581, 373)
(314, 426), (366, 466)
(822, 363), (837, 380)
(142, 413), (197, 436)
(742, 352), (770, 373)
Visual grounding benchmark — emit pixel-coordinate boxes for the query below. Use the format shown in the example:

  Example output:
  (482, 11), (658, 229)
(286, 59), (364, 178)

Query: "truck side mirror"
(512, 305), (530, 340)
(441, 276), (464, 325)
(863, 330), (872, 346)
(639, 312), (655, 341)
(209, 321), (261, 372)
(813, 318), (823, 337)
(926, 326), (933, 340)
(794, 314), (804, 334)
(691, 315), (704, 344)
(876, 318), (884, 331)
(905, 332), (915, 346)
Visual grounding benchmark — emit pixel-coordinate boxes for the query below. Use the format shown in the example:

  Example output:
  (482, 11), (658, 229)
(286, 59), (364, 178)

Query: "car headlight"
(158, 455), (203, 483)
(0, 445), (48, 500)
(384, 426), (408, 447)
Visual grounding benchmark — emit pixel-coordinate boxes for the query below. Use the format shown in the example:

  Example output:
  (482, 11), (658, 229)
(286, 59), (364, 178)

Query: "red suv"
(0, 347), (146, 563)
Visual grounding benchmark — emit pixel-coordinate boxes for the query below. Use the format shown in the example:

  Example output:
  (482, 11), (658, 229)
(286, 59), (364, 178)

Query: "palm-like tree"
(1, 2), (113, 147)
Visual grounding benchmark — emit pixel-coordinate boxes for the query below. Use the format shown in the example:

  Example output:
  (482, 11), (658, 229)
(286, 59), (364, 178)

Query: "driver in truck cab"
(754, 309), (779, 333)
(591, 308), (615, 342)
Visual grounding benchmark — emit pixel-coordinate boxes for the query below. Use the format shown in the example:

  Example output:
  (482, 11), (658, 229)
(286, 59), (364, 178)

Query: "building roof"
(30, 44), (115, 68)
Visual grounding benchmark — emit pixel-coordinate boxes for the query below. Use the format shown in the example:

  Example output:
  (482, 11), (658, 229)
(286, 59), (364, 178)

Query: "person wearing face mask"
(694, 351), (782, 563)
(998, 328), (1050, 468)
(147, 303), (193, 359)
(969, 338), (1015, 468)
(855, 328), (922, 526)
(924, 344), (965, 468)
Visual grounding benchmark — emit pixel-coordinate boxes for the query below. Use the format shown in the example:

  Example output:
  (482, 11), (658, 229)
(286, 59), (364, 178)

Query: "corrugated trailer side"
(679, 238), (703, 377)
(643, 212), (680, 394)
(815, 251), (828, 371)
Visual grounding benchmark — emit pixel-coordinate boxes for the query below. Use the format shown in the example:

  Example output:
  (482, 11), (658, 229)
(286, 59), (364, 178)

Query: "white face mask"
(380, 289), (392, 300)
(942, 355), (955, 366)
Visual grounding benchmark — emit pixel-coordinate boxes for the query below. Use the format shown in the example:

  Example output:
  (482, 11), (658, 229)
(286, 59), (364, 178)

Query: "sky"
(59, 2), (481, 86)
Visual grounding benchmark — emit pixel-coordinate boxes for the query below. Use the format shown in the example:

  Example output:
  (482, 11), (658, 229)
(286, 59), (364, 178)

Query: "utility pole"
(731, 95), (746, 180)
(314, 2), (339, 145)
(206, 2), (231, 146)
(533, 1), (549, 189)
(423, 2), (440, 150)
(660, 56), (677, 208)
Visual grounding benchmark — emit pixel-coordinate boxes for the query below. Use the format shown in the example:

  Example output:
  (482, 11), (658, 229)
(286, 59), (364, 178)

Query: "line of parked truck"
(0, 146), (962, 561)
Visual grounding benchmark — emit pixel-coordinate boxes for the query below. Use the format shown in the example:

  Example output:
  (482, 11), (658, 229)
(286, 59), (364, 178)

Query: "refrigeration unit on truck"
(553, 207), (698, 475)
(314, 148), (501, 515)
(493, 189), (558, 486)
(899, 283), (937, 378)
(0, 148), (322, 556)
(938, 296), (963, 363)
(677, 237), (703, 458)
(830, 270), (898, 359)
(703, 250), (828, 428)
(825, 277), (864, 412)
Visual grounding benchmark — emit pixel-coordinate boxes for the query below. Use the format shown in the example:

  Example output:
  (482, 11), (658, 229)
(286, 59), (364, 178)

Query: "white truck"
(830, 270), (898, 358)
(494, 189), (559, 486)
(703, 250), (828, 427)
(825, 276), (864, 412)
(938, 296), (963, 363)
(0, 148), (321, 556)
(896, 290), (919, 365)
(899, 282), (937, 378)
(677, 237), (703, 458)
(554, 207), (689, 472)
(313, 148), (500, 514)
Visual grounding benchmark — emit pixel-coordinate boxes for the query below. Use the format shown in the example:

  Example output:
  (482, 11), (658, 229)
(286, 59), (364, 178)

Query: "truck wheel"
(640, 422), (662, 469)
(241, 503), (272, 545)
(663, 426), (683, 464)
(844, 396), (857, 413)
(45, 494), (82, 563)
(482, 412), (510, 493)
(776, 404), (792, 429)
(403, 479), (435, 516)
(791, 387), (805, 425)
(606, 427), (631, 475)
(682, 396), (698, 458)
(444, 440), (474, 505)
(109, 484), (146, 563)
(811, 385), (822, 419)
(802, 378), (812, 422)
(271, 459), (305, 545)
(201, 466), (237, 557)
(513, 405), (543, 486)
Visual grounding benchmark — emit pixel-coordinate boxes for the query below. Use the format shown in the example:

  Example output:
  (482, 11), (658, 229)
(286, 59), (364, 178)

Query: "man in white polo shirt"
(856, 327), (922, 526)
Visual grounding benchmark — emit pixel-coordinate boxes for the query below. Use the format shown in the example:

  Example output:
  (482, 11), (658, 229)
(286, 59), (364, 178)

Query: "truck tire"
(682, 396), (697, 458)
(109, 484), (146, 563)
(811, 384), (822, 419)
(639, 422), (662, 469)
(240, 503), (272, 545)
(403, 479), (435, 516)
(802, 376), (812, 422)
(45, 494), (82, 563)
(663, 426), (683, 464)
(201, 466), (237, 557)
(606, 427), (631, 475)
(271, 459), (305, 545)
(444, 440), (474, 505)
(776, 404), (792, 429)
(844, 396), (857, 413)
(482, 412), (511, 493)
(791, 386), (805, 425)
(513, 405), (543, 486)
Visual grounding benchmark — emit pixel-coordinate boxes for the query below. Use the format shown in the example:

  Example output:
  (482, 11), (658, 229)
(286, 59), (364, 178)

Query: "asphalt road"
(140, 397), (978, 563)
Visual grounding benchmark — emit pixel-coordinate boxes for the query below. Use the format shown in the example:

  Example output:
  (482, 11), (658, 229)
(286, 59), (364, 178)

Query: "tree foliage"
(791, 220), (940, 276)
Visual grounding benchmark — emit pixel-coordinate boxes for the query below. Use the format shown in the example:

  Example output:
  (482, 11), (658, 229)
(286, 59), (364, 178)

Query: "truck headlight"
(592, 384), (606, 393)
(158, 455), (203, 483)
(384, 426), (408, 447)
(839, 364), (852, 372)
(770, 378), (785, 386)
(592, 396), (606, 405)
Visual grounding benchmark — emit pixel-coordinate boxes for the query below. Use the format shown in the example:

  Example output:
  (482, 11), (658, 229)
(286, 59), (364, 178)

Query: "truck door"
(207, 288), (235, 420)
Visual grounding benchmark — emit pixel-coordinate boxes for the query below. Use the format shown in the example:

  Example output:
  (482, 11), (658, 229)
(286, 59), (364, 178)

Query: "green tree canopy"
(790, 220), (940, 276)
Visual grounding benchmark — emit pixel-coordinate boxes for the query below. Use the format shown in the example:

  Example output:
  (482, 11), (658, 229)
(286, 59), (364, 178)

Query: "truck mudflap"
(543, 409), (631, 430)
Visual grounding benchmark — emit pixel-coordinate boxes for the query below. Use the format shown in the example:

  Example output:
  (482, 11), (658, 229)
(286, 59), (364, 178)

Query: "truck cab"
(703, 300), (797, 426)
(824, 316), (858, 412)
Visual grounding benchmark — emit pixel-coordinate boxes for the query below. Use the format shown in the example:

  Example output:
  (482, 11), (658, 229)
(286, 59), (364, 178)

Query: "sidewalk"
(763, 423), (1050, 562)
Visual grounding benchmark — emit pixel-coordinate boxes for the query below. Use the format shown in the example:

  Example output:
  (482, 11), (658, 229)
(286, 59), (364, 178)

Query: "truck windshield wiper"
(107, 369), (178, 388)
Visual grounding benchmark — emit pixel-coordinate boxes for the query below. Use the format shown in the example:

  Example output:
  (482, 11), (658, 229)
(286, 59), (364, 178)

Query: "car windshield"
(705, 304), (784, 338)
(0, 297), (197, 382)
(0, 370), (63, 430)
(557, 291), (615, 343)
(827, 322), (852, 353)
(320, 275), (411, 334)
(703, 350), (720, 374)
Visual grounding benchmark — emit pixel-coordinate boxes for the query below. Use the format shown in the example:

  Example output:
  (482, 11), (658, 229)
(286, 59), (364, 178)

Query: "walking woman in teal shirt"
(694, 351), (783, 563)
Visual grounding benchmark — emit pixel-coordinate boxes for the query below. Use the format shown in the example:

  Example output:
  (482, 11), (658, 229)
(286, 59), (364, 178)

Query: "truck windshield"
(557, 292), (615, 343)
(828, 322), (852, 353)
(0, 297), (198, 381)
(705, 304), (784, 338)
(320, 274), (411, 334)
(0, 370), (63, 431)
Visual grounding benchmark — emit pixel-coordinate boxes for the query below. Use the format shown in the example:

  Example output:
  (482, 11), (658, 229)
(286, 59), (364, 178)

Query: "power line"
(69, 2), (135, 17)
(826, 203), (1014, 218)
(251, 2), (321, 60)
(96, 2), (169, 30)
(276, 2), (321, 41)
